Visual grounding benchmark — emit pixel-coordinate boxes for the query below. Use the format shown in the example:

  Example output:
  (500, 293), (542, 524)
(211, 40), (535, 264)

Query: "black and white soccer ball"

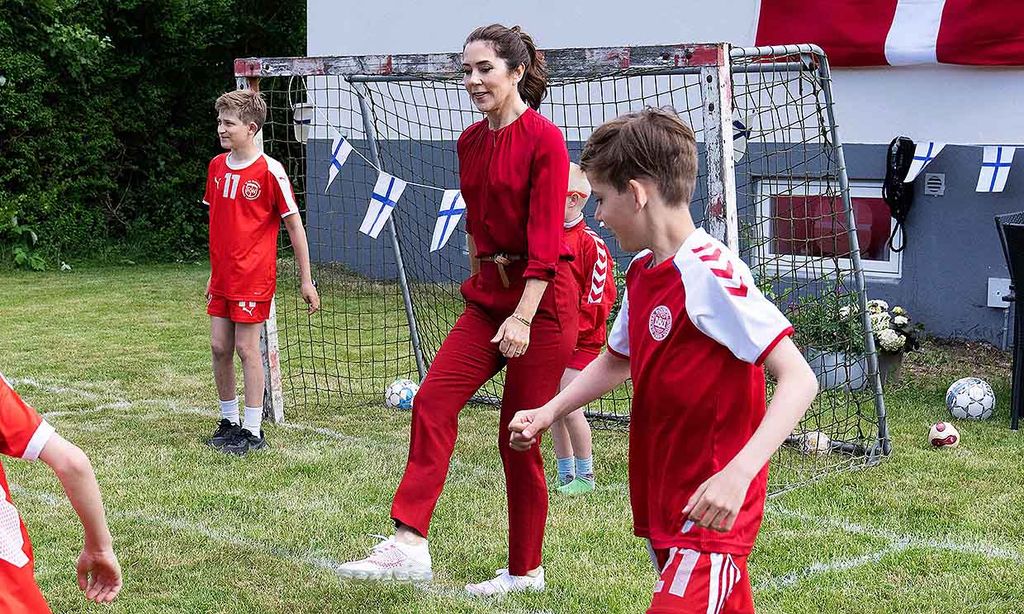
(945, 377), (995, 420)
(385, 378), (419, 410)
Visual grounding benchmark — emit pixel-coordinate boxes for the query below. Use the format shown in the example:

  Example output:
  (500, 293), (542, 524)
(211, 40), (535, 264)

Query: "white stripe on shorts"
(706, 553), (724, 614)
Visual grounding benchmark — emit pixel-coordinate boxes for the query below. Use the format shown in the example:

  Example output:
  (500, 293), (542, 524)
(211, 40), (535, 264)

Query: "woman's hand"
(491, 315), (531, 358)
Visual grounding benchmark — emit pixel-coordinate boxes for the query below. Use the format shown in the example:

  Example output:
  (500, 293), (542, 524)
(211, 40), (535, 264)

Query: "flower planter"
(804, 348), (868, 392)
(876, 352), (903, 388)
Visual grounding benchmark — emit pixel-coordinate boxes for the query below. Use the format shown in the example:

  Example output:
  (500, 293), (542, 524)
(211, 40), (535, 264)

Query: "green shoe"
(556, 477), (595, 496)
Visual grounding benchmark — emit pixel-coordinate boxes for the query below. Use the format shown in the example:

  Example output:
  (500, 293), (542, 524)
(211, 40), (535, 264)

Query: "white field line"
(10, 377), (549, 613)
(757, 505), (1024, 589)
(757, 542), (908, 589)
(11, 482), (548, 614)
(18, 377), (494, 481)
(15, 376), (1024, 598)
(768, 504), (1024, 560)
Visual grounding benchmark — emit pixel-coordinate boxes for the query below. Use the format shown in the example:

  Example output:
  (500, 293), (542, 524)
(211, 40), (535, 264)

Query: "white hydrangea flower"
(866, 299), (889, 314)
(891, 306), (907, 316)
(839, 305), (852, 319)
(870, 312), (891, 333)
(893, 315), (909, 327)
(877, 328), (906, 352)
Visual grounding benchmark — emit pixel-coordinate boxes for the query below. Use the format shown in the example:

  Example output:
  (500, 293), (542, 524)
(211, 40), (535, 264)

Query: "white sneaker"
(337, 536), (433, 582)
(465, 567), (545, 597)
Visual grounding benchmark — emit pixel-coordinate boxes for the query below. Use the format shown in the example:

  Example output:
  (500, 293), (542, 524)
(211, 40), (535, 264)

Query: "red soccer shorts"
(647, 545), (754, 614)
(207, 294), (271, 324)
(567, 347), (601, 370)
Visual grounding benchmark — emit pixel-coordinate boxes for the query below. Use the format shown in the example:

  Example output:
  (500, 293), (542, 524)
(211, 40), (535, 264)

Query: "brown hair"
(214, 89), (267, 131)
(464, 24), (548, 110)
(580, 108), (698, 206)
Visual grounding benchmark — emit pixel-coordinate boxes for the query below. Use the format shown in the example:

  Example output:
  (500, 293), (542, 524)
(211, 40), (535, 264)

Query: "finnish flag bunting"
(732, 115), (752, 162)
(430, 190), (465, 252)
(976, 146), (1016, 193)
(360, 172), (407, 238)
(325, 132), (354, 193)
(903, 141), (945, 183)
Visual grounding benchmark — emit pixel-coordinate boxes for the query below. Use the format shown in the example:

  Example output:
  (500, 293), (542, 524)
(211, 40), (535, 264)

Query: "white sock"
(219, 398), (239, 424)
(242, 406), (262, 437)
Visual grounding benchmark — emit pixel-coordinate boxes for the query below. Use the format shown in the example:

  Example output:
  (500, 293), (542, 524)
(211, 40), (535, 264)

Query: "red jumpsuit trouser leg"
(391, 261), (578, 576)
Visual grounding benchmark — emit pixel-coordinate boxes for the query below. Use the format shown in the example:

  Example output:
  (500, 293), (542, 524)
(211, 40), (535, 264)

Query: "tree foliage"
(0, 0), (306, 265)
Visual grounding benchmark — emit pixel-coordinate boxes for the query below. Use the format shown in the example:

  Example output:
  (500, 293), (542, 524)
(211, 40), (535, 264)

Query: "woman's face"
(462, 40), (524, 115)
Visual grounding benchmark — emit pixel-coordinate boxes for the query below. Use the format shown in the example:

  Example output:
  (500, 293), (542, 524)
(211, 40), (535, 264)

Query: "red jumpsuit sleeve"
(523, 124), (569, 281)
(457, 129), (475, 236)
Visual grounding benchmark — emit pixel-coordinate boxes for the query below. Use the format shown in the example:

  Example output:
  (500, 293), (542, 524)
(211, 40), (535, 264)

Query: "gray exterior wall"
(843, 143), (1018, 346)
(306, 139), (1019, 346)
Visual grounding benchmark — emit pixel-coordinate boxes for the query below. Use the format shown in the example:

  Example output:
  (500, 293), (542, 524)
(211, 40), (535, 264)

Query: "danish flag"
(585, 228), (610, 304)
(692, 242), (749, 298)
(756, 0), (1024, 67)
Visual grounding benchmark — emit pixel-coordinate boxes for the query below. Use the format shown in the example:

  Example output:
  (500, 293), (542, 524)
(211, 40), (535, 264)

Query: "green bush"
(787, 285), (867, 355)
(0, 0), (306, 265)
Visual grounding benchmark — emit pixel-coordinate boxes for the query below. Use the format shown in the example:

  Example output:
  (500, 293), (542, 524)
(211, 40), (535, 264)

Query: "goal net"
(238, 42), (890, 494)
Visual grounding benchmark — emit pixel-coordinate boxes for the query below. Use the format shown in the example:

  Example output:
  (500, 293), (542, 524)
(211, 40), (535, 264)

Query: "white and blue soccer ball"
(945, 377), (995, 420)
(385, 378), (419, 410)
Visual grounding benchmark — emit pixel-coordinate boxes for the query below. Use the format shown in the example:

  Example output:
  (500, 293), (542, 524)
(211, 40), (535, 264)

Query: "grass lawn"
(1, 263), (1022, 613)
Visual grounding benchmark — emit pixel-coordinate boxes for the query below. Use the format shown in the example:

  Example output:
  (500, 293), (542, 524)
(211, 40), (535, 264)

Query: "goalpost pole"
(811, 50), (891, 457)
(237, 43), (891, 489)
(700, 43), (740, 251)
(236, 75), (286, 423)
(353, 81), (428, 383)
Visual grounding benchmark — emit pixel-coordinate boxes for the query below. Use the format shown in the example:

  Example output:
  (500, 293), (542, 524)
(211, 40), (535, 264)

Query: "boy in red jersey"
(550, 162), (617, 495)
(0, 375), (122, 611)
(202, 89), (320, 455)
(509, 109), (819, 613)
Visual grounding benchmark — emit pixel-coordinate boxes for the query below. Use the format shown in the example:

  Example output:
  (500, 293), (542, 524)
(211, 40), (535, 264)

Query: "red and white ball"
(928, 421), (960, 448)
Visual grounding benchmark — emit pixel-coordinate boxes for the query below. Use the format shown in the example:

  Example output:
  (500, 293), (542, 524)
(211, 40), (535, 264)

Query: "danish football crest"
(242, 180), (261, 200)
(648, 305), (672, 341)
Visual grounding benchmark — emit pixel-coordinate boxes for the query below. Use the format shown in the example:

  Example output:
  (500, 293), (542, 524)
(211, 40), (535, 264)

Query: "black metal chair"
(994, 211), (1024, 430)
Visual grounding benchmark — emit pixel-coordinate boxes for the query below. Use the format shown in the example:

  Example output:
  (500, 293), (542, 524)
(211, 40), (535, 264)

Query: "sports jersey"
(607, 228), (793, 554)
(564, 216), (617, 351)
(0, 374), (55, 614)
(203, 152), (299, 301)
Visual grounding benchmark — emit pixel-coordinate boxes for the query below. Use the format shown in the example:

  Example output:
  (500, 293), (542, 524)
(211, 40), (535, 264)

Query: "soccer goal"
(238, 42), (890, 493)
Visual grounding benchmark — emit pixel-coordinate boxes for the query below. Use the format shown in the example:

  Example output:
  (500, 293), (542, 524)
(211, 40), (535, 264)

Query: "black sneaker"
(206, 419), (242, 449)
(222, 429), (267, 456)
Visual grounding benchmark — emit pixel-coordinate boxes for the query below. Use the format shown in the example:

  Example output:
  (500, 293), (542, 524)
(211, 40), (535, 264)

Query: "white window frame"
(753, 178), (903, 280)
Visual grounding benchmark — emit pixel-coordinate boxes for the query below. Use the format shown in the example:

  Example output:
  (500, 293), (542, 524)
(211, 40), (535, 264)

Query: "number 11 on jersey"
(222, 173), (240, 199)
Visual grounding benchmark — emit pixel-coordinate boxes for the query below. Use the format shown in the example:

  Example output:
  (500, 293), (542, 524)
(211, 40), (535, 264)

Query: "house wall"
(301, 0), (1024, 345)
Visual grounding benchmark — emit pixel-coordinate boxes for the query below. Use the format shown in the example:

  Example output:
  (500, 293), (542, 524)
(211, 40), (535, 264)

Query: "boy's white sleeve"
(264, 155), (299, 218)
(0, 374), (54, 461)
(679, 240), (793, 365)
(607, 288), (630, 358)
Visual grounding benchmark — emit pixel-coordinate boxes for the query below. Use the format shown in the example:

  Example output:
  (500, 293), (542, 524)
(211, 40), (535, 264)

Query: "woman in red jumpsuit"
(339, 24), (578, 596)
